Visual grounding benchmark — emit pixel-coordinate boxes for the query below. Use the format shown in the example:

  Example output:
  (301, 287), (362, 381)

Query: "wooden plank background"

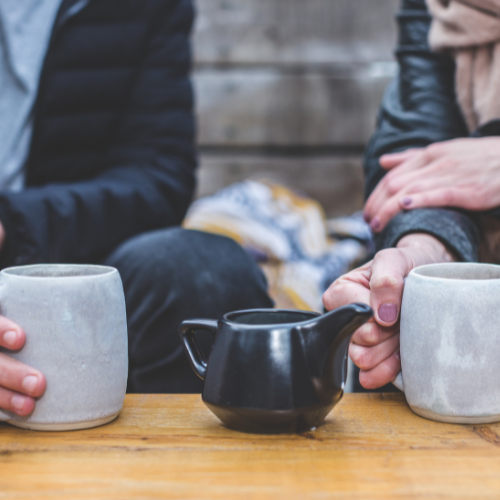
(192, 0), (399, 216)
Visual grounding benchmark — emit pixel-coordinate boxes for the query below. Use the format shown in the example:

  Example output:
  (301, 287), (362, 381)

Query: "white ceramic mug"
(0, 264), (128, 431)
(394, 262), (500, 424)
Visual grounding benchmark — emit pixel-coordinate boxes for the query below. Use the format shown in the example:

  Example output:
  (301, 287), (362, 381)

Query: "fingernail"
(370, 217), (381, 231)
(401, 197), (412, 208)
(363, 212), (370, 223)
(395, 349), (401, 361)
(11, 394), (26, 411)
(378, 303), (398, 323)
(22, 375), (38, 394)
(3, 330), (17, 347)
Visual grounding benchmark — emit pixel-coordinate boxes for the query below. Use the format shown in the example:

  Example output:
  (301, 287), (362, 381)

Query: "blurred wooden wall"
(192, 0), (399, 217)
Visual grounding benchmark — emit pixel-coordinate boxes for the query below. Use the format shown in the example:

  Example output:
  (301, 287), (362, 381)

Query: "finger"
(365, 146), (441, 223)
(371, 182), (430, 232)
(349, 332), (399, 371)
(358, 350), (401, 390)
(0, 352), (46, 398)
(398, 188), (472, 211)
(0, 386), (36, 416)
(322, 263), (372, 311)
(370, 249), (413, 327)
(364, 175), (402, 224)
(364, 169), (416, 225)
(365, 164), (438, 228)
(385, 145), (441, 175)
(368, 194), (406, 233)
(351, 321), (399, 347)
(0, 317), (26, 351)
(368, 162), (459, 232)
(379, 149), (420, 169)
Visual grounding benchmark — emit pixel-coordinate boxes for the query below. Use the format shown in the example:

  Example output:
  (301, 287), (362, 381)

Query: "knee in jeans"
(105, 228), (269, 300)
(105, 227), (185, 276)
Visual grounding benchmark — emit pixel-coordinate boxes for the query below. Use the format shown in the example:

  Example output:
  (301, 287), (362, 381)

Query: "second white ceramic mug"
(394, 263), (500, 424)
(0, 264), (128, 431)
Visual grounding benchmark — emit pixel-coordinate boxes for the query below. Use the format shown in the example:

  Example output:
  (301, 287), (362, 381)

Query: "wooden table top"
(1, 393), (499, 499)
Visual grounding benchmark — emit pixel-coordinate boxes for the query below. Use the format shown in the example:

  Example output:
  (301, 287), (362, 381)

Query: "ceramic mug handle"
(392, 372), (404, 391)
(179, 319), (218, 380)
(392, 277), (405, 392)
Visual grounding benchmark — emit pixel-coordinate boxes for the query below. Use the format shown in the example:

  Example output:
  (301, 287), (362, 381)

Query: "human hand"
(0, 318), (46, 415)
(364, 138), (500, 232)
(322, 233), (455, 389)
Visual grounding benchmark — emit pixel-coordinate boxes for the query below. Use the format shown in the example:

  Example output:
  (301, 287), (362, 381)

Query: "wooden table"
(1, 393), (500, 499)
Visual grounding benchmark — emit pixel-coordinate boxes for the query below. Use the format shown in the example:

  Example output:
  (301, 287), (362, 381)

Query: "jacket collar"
(53, 0), (91, 36)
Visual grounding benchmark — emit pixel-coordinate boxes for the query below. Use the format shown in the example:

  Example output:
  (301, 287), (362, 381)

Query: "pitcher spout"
(298, 303), (373, 404)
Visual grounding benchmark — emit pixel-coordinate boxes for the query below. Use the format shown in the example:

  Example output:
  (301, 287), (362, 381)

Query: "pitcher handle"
(392, 371), (404, 391)
(178, 320), (218, 380)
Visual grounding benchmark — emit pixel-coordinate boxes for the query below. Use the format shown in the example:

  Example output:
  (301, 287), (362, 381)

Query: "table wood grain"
(1, 393), (499, 499)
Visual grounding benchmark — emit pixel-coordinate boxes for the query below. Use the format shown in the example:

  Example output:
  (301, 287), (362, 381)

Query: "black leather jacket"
(364, 0), (500, 261)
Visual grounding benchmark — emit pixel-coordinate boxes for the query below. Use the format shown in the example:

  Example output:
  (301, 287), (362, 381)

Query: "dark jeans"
(105, 228), (273, 393)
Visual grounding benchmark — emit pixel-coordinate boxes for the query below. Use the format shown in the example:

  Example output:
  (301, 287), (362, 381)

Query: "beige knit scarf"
(426, 0), (500, 131)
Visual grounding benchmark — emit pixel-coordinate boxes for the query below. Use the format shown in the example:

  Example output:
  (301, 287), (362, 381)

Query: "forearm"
(396, 232), (456, 263)
(375, 208), (479, 262)
(0, 162), (195, 267)
(363, 0), (481, 260)
(364, 0), (466, 196)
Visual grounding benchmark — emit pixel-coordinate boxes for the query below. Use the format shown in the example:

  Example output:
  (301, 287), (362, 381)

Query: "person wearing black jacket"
(324, 0), (500, 390)
(0, 0), (272, 417)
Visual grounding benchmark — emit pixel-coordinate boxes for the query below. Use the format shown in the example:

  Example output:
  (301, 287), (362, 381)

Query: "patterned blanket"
(183, 180), (374, 312)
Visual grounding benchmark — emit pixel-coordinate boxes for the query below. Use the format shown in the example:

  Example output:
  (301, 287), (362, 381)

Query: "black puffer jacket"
(364, 0), (500, 261)
(0, 0), (196, 267)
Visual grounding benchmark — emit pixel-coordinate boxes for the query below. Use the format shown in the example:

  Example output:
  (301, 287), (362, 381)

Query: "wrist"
(396, 233), (456, 263)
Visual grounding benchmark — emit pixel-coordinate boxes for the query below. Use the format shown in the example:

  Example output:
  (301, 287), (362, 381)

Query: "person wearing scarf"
(324, 0), (500, 390)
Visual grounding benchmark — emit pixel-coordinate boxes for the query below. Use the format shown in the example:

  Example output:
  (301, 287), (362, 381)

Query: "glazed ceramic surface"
(396, 263), (500, 424)
(179, 304), (372, 434)
(0, 264), (128, 431)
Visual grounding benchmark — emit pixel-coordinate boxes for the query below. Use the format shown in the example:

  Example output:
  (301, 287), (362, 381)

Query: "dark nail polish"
(378, 303), (398, 323)
(401, 197), (412, 208)
(370, 217), (381, 231)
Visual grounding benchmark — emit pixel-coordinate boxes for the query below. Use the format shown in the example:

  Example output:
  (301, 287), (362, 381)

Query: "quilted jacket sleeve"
(0, 0), (197, 267)
(364, 0), (480, 261)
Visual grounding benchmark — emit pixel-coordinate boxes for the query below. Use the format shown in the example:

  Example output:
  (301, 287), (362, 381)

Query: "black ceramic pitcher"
(179, 304), (373, 434)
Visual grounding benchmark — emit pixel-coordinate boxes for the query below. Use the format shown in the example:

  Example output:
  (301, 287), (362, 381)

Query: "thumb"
(379, 149), (419, 170)
(369, 248), (413, 327)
